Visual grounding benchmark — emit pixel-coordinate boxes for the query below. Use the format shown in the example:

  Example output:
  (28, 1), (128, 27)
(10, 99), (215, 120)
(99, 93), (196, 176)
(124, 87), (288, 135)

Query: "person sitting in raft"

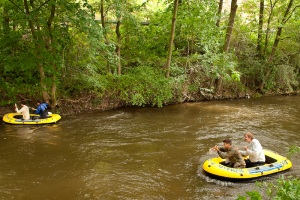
(31, 100), (49, 119)
(15, 102), (30, 120)
(239, 132), (265, 167)
(212, 138), (246, 168)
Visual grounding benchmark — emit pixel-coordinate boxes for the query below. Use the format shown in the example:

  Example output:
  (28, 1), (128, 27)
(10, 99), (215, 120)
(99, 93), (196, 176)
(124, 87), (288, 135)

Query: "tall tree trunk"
(165, 0), (179, 78)
(257, 0), (264, 57)
(116, 20), (121, 75)
(216, 0), (238, 95)
(264, 0), (277, 54)
(212, 0), (223, 90)
(46, 1), (57, 107)
(100, 0), (111, 74)
(100, 0), (108, 44)
(268, 0), (295, 63)
(23, 0), (51, 101)
(223, 0), (238, 52)
(216, 0), (223, 27)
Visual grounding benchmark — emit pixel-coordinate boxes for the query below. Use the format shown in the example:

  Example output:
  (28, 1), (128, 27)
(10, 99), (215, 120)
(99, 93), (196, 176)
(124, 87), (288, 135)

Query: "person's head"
(223, 138), (232, 149)
(20, 102), (27, 107)
(244, 132), (254, 143)
(36, 100), (42, 105)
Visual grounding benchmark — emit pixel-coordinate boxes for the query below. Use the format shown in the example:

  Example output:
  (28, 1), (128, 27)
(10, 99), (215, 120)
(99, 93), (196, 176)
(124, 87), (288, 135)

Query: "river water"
(0, 95), (299, 199)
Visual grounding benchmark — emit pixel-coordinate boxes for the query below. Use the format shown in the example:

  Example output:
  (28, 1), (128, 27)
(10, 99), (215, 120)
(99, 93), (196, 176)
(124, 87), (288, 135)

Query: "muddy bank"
(0, 95), (125, 118)
(1, 91), (298, 118)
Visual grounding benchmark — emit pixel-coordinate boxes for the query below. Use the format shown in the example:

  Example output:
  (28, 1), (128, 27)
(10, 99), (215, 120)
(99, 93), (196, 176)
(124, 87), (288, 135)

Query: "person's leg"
(234, 162), (246, 168)
(41, 109), (48, 118)
(245, 159), (252, 168)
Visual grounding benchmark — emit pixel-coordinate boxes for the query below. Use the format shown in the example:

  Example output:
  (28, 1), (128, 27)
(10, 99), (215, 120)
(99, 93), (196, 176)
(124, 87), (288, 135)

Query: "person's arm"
(217, 147), (229, 159)
(15, 106), (25, 113)
(246, 140), (262, 156)
(239, 150), (248, 156)
(34, 106), (41, 114)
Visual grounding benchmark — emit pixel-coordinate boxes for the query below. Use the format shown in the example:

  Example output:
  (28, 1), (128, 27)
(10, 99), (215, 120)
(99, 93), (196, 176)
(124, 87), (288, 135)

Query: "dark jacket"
(217, 146), (246, 168)
(35, 103), (48, 118)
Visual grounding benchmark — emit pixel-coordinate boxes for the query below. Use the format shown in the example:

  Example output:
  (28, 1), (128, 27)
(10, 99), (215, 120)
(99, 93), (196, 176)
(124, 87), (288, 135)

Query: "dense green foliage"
(237, 176), (300, 200)
(0, 0), (299, 108)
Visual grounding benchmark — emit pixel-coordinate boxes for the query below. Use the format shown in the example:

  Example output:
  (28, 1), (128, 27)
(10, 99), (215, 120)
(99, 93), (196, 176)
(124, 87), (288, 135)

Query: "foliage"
(109, 66), (174, 107)
(287, 145), (300, 158)
(0, 0), (299, 107)
(77, 66), (174, 107)
(234, 0), (300, 92)
(237, 176), (300, 200)
(237, 190), (262, 200)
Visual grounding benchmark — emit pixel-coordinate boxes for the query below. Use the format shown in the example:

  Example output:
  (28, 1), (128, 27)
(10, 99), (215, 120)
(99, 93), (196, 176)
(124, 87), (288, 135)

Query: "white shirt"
(240, 138), (265, 162)
(15, 105), (30, 120)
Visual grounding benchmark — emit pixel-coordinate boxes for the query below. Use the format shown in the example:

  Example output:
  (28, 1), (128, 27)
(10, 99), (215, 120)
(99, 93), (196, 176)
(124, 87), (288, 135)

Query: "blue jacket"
(35, 103), (48, 116)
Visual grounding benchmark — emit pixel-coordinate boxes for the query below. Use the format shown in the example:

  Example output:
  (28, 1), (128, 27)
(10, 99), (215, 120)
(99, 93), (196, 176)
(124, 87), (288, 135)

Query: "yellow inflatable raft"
(202, 149), (292, 181)
(3, 113), (61, 125)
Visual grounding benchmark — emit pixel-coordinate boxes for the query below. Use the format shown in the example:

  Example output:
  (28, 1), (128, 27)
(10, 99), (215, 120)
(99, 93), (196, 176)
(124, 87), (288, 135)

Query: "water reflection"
(2, 125), (61, 144)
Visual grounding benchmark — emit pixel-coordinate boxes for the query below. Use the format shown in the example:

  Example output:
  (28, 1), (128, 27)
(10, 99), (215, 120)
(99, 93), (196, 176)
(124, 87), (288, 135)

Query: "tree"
(100, 0), (112, 74)
(3, 0), (103, 106)
(216, 0), (224, 27)
(264, 0), (278, 55)
(260, 0), (299, 91)
(165, 0), (179, 78)
(223, 0), (238, 53)
(268, 0), (298, 62)
(257, 0), (264, 57)
(215, 0), (238, 94)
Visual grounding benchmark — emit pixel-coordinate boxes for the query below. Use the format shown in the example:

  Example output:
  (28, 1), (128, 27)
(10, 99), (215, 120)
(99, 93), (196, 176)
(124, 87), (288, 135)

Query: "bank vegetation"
(1, 0), (299, 116)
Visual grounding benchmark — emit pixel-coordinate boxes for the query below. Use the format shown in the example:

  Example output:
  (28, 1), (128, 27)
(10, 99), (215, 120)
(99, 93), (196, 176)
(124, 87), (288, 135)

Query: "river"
(0, 95), (299, 199)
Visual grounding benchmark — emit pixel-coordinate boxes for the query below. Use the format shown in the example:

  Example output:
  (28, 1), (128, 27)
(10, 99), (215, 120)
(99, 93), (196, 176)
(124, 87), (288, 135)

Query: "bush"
(113, 66), (174, 107)
(237, 176), (300, 200)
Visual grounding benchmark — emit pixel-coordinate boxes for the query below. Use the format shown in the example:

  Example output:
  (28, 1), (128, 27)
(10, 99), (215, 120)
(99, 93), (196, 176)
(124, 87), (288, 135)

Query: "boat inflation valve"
(240, 173), (243, 176)
(208, 165), (211, 167)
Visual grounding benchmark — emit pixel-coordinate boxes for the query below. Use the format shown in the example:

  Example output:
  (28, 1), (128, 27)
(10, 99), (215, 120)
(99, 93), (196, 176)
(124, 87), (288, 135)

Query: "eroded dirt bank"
(1, 91), (298, 118)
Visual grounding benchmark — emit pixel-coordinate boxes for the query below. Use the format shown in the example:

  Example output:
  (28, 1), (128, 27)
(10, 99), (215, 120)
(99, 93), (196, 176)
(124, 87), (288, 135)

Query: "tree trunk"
(257, 0), (264, 57)
(116, 20), (121, 75)
(223, 0), (238, 53)
(216, 0), (238, 95)
(100, 0), (111, 74)
(268, 0), (294, 63)
(100, 0), (108, 44)
(216, 0), (223, 27)
(24, 0), (51, 102)
(46, 1), (58, 107)
(165, 0), (179, 78)
(264, 0), (277, 54)
(213, 0), (223, 91)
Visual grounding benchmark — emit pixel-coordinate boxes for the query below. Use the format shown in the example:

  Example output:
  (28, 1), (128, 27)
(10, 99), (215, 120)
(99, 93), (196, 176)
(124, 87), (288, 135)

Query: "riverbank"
(1, 91), (298, 118)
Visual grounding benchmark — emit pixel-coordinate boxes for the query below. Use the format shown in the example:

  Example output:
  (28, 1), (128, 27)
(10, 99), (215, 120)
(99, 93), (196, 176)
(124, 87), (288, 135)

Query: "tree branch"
(34, 0), (52, 13)
(284, 5), (300, 23)
(8, 0), (26, 14)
